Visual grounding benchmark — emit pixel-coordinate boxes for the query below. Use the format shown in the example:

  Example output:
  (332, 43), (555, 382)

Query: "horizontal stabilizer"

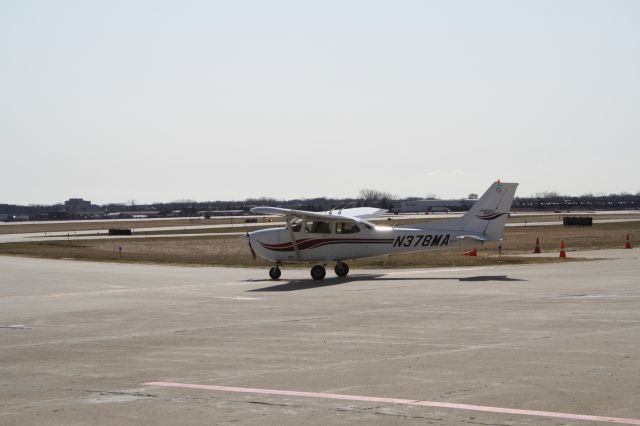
(456, 234), (492, 242)
(406, 181), (518, 241)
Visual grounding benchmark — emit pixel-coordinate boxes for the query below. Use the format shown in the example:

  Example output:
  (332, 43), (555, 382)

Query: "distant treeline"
(2, 192), (639, 219)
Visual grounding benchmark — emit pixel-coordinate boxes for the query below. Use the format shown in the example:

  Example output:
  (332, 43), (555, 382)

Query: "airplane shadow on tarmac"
(247, 274), (526, 292)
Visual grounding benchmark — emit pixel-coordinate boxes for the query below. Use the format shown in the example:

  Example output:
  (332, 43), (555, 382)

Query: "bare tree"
(359, 189), (397, 208)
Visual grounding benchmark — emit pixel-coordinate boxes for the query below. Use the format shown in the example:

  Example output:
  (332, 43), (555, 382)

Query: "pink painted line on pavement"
(144, 381), (640, 425)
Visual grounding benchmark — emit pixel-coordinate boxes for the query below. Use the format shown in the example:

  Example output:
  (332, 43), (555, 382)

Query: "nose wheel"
(334, 262), (350, 277)
(269, 266), (281, 280)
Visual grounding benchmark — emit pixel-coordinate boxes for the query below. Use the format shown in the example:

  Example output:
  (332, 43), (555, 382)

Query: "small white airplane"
(245, 181), (518, 280)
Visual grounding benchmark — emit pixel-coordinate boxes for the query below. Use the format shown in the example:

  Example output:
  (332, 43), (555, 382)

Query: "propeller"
(246, 232), (257, 261)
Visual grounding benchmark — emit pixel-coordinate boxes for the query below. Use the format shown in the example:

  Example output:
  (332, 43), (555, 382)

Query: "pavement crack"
(0, 383), (156, 399)
(463, 421), (512, 426)
(96, 391), (156, 398)
(371, 409), (442, 422)
(246, 400), (299, 408)
(440, 385), (487, 398)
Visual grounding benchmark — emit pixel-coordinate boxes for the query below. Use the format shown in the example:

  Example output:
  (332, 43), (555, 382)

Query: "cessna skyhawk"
(245, 181), (518, 280)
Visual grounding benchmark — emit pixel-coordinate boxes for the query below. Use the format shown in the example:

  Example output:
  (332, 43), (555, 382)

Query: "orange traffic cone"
(533, 238), (541, 253)
(559, 240), (567, 258)
(625, 234), (632, 249)
(463, 248), (478, 256)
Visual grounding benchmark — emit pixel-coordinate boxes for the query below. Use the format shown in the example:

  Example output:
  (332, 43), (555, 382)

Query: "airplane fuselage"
(248, 225), (464, 263)
(246, 181), (517, 280)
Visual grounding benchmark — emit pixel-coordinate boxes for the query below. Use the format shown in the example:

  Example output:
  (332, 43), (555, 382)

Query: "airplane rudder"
(462, 181), (518, 238)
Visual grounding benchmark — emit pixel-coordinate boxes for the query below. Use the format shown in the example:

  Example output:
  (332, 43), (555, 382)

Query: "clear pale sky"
(1, 1), (639, 205)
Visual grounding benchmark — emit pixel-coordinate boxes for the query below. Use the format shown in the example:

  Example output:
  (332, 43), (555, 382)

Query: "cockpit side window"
(305, 220), (331, 234)
(335, 222), (360, 234)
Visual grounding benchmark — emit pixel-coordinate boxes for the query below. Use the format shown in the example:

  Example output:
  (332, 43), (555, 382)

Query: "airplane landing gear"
(269, 266), (281, 280)
(310, 265), (326, 280)
(335, 262), (350, 277)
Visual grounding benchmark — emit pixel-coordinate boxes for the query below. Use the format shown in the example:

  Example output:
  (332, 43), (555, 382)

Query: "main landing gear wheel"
(269, 267), (281, 280)
(334, 262), (350, 277)
(310, 265), (326, 280)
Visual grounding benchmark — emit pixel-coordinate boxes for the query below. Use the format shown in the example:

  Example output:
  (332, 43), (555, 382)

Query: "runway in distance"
(245, 181), (518, 280)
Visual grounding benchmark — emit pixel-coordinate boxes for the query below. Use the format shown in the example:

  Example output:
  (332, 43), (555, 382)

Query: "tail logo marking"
(476, 209), (508, 221)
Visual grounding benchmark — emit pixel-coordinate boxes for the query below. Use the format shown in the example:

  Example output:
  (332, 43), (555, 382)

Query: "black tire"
(310, 265), (326, 280)
(269, 267), (281, 280)
(334, 262), (350, 277)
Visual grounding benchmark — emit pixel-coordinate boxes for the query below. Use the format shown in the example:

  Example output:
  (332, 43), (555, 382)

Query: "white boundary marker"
(145, 382), (640, 425)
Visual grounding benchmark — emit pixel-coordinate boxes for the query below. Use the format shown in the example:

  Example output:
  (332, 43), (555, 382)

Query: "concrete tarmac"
(1, 252), (639, 425)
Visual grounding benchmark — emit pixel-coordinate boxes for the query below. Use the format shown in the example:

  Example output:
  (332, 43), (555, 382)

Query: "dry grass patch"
(0, 222), (637, 269)
(0, 236), (266, 267)
(0, 217), (279, 235)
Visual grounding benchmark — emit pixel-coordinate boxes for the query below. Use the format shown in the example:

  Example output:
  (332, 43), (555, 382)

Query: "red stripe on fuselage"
(258, 238), (394, 252)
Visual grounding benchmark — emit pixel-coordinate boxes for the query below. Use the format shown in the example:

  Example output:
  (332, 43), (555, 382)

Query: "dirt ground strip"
(0, 217), (275, 235)
(0, 221), (637, 269)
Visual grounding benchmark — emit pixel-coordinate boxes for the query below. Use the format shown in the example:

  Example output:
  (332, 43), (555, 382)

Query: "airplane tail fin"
(459, 181), (519, 240)
(403, 181), (518, 241)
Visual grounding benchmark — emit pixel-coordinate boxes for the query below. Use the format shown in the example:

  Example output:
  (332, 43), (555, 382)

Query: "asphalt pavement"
(1, 251), (639, 425)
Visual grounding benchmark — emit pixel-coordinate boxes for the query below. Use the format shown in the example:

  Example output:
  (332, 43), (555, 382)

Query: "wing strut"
(285, 216), (302, 261)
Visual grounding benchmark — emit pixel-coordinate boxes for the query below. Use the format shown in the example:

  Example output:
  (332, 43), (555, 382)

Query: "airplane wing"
(331, 207), (387, 219)
(250, 207), (373, 222)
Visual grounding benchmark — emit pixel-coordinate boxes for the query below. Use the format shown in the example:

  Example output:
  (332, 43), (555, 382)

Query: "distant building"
(48, 211), (70, 220)
(64, 198), (101, 214)
(1, 214), (30, 222)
